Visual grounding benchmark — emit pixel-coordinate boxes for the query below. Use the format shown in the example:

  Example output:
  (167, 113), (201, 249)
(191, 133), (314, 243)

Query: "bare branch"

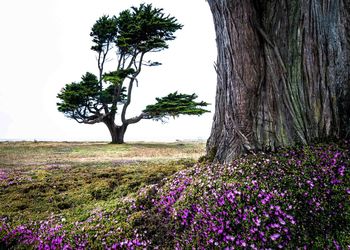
(125, 112), (145, 125)
(121, 52), (146, 124)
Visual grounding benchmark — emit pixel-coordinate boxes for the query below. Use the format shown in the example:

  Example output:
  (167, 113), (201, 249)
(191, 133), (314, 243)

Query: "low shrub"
(134, 141), (350, 249)
(1, 142), (349, 249)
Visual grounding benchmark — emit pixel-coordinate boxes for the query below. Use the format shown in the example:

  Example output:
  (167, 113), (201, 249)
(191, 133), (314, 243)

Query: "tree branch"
(121, 52), (146, 124)
(83, 115), (108, 124)
(125, 112), (145, 125)
(97, 42), (111, 115)
(78, 112), (108, 124)
(111, 85), (121, 113)
(87, 104), (98, 115)
(72, 106), (109, 125)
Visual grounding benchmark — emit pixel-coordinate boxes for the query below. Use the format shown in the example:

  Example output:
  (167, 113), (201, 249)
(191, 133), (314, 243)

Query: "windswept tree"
(57, 4), (209, 143)
(207, 0), (350, 162)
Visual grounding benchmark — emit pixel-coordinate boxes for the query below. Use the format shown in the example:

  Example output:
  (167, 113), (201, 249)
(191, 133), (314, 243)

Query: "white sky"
(0, 0), (217, 142)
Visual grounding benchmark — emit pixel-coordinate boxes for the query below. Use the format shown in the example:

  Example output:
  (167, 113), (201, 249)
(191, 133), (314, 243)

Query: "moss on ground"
(0, 141), (204, 225)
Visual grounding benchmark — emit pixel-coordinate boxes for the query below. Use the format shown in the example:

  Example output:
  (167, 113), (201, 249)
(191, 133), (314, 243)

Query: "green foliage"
(143, 92), (210, 120)
(90, 15), (118, 52)
(57, 73), (99, 116)
(116, 3), (183, 53)
(57, 72), (127, 121)
(103, 68), (135, 85)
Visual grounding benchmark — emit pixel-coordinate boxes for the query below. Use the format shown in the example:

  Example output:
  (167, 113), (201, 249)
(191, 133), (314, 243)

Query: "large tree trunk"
(104, 120), (127, 144)
(207, 0), (350, 163)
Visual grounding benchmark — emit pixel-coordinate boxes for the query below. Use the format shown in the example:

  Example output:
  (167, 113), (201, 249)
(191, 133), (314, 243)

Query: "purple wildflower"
(270, 233), (280, 241)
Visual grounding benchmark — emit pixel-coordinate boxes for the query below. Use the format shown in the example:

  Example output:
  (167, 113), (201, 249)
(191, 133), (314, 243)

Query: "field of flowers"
(1, 141), (349, 249)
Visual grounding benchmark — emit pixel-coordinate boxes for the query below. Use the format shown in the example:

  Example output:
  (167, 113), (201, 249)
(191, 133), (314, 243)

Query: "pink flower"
(270, 233), (280, 241)
(278, 217), (286, 225)
(253, 217), (261, 226)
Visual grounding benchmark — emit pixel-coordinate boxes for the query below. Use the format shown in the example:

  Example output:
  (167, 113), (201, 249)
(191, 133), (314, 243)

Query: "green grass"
(0, 141), (204, 225)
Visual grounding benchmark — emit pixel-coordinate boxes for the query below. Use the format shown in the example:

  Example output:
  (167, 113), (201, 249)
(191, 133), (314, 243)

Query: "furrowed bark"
(207, 0), (350, 163)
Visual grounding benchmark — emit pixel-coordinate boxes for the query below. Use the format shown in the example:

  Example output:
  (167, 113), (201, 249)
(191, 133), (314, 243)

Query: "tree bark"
(104, 119), (127, 144)
(207, 0), (350, 163)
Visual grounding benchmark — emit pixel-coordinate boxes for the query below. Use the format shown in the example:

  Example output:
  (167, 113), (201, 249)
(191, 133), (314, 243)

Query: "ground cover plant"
(0, 141), (349, 249)
(0, 141), (202, 249)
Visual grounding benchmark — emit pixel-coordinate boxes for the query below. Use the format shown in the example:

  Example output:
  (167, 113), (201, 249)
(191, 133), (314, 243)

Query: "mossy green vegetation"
(0, 141), (203, 226)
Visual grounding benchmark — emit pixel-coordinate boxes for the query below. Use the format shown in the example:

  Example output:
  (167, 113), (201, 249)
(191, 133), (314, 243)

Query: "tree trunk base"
(206, 0), (350, 163)
(109, 141), (124, 144)
(105, 121), (127, 144)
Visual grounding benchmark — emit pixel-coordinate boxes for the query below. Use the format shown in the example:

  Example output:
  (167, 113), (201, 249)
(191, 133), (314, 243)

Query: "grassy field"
(0, 141), (205, 225)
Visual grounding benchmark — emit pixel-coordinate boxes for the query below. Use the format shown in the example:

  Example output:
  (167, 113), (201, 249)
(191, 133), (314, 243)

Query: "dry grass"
(0, 141), (205, 166)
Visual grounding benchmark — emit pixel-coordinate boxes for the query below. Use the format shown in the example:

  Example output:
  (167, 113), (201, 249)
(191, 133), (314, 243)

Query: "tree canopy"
(144, 92), (210, 121)
(57, 3), (209, 143)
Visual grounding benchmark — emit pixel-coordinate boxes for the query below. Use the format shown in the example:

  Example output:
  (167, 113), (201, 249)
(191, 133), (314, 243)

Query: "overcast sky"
(0, 0), (217, 142)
